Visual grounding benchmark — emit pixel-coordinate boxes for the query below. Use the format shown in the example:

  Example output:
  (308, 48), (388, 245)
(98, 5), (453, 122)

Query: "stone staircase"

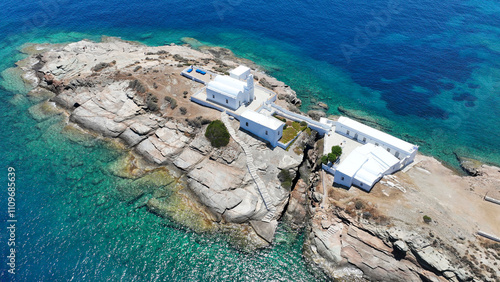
(327, 225), (338, 235)
(320, 225), (339, 243)
(221, 112), (276, 222)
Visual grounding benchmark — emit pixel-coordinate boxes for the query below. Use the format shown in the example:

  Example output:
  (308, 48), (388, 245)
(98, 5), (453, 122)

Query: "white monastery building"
(206, 66), (255, 111)
(335, 117), (418, 167)
(331, 117), (419, 191)
(239, 110), (285, 147)
(334, 144), (400, 191)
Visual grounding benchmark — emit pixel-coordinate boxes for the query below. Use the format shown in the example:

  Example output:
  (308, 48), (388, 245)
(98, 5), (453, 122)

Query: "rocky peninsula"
(14, 37), (500, 281)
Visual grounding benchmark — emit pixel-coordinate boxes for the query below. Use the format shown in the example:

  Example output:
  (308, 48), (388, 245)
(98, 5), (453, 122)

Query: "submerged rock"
(455, 153), (484, 176)
(249, 220), (278, 243)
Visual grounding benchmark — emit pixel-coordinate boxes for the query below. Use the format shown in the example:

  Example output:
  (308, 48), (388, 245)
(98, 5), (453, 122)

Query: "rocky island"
(14, 37), (499, 281)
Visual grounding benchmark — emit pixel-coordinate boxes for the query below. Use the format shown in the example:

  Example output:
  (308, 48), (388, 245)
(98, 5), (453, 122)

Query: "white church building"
(239, 110), (285, 147)
(331, 117), (419, 191)
(334, 143), (400, 191)
(206, 66), (255, 111)
(335, 117), (418, 167)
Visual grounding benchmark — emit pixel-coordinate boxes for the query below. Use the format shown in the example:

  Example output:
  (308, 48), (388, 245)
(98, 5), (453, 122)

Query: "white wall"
(245, 74), (255, 101)
(352, 178), (369, 191)
(230, 68), (251, 80)
(335, 123), (416, 164)
(333, 171), (353, 187)
(239, 117), (284, 147)
(207, 88), (244, 111)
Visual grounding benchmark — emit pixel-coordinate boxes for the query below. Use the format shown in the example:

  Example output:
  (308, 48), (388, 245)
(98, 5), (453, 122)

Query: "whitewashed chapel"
(206, 66), (255, 110)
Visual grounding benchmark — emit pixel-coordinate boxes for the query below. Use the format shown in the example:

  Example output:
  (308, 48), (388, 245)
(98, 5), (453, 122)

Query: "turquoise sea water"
(1, 0), (499, 280)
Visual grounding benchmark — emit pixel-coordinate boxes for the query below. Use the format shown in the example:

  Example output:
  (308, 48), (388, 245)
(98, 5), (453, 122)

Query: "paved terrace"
(180, 66), (217, 85)
(323, 126), (363, 164)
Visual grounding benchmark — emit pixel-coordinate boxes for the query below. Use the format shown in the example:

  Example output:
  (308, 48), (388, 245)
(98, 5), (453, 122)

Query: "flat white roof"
(240, 110), (284, 130)
(230, 65), (250, 77)
(337, 117), (417, 154)
(337, 143), (400, 187)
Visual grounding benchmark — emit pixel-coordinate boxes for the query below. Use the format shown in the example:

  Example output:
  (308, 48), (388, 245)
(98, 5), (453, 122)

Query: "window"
(395, 151), (400, 158)
(346, 130), (350, 136)
(363, 137), (366, 143)
(265, 130), (268, 135)
(226, 99), (228, 104)
(360, 183), (363, 187)
(245, 122), (248, 127)
(387, 148), (390, 152)
(341, 177), (345, 181)
(375, 143), (379, 146)
(213, 95), (215, 98)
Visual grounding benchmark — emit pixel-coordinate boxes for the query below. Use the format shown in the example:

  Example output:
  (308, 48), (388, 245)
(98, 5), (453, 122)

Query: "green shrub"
(331, 145), (342, 157)
(320, 155), (329, 165)
(423, 215), (432, 223)
(278, 169), (292, 189)
(300, 121), (307, 127)
(164, 96), (177, 109)
(92, 62), (110, 72)
(187, 116), (212, 128)
(205, 120), (230, 148)
(173, 54), (184, 61)
(291, 121), (301, 131)
(355, 200), (364, 210)
(179, 107), (187, 115)
(273, 115), (287, 123)
(146, 93), (159, 111)
(327, 153), (337, 163)
(129, 79), (147, 93)
(280, 127), (298, 144)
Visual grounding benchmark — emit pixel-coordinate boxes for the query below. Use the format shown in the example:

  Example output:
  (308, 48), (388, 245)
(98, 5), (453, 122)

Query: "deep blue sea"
(1, 0), (499, 280)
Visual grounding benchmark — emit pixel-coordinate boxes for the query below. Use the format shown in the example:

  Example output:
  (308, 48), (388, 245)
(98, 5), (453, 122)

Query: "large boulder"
(135, 138), (168, 164)
(278, 154), (303, 170)
(173, 148), (205, 170)
(120, 128), (147, 147)
(249, 220), (278, 243)
(223, 191), (259, 223)
(71, 105), (126, 137)
(307, 110), (326, 121)
(188, 159), (245, 192)
(189, 132), (212, 155)
(284, 179), (308, 228)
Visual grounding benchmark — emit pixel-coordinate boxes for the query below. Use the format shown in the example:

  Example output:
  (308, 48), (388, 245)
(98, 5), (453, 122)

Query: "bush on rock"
(205, 120), (230, 148)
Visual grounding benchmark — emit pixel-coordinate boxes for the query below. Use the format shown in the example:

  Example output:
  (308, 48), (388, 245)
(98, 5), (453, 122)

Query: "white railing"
(269, 103), (332, 133)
